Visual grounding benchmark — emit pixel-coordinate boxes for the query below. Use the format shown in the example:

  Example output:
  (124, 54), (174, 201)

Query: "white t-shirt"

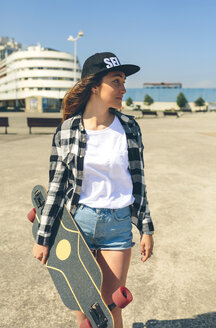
(79, 116), (135, 208)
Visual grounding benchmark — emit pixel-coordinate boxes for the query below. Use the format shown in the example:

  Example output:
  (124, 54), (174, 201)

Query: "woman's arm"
(35, 125), (68, 246)
(134, 120), (154, 261)
(135, 120), (154, 235)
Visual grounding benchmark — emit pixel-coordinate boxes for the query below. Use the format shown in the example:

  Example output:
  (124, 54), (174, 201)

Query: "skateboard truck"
(89, 303), (108, 328)
(87, 288), (130, 328)
(33, 190), (45, 213)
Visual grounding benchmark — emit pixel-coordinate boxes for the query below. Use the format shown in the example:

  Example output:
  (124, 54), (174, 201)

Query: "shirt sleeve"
(36, 125), (68, 246)
(135, 121), (155, 234)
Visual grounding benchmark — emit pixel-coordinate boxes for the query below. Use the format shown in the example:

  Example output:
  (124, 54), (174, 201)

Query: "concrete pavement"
(0, 111), (216, 327)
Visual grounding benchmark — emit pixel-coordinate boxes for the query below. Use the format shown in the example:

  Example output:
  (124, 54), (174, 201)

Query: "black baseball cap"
(81, 52), (140, 79)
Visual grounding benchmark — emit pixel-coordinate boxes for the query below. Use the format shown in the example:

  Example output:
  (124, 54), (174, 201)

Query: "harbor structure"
(143, 82), (182, 89)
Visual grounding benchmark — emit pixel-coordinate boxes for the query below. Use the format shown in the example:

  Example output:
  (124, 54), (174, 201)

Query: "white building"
(0, 43), (81, 112)
(0, 36), (22, 61)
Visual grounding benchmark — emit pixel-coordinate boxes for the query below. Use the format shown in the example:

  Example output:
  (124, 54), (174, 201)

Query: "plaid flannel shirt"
(36, 109), (154, 245)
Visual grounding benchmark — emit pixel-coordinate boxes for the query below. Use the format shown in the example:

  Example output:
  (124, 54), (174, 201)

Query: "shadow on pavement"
(133, 312), (216, 327)
(0, 132), (17, 135)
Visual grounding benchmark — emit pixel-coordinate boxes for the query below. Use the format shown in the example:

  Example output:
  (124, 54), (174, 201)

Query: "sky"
(1, 0), (216, 88)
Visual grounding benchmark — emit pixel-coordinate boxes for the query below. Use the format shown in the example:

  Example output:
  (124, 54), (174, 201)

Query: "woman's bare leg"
(97, 249), (132, 328)
(75, 249), (131, 327)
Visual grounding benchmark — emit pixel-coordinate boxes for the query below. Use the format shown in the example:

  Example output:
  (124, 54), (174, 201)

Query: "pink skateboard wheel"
(112, 286), (133, 308)
(27, 208), (36, 223)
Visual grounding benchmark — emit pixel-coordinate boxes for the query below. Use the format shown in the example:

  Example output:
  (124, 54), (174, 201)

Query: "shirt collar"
(69, 108), (134, 131)
(110, 108), (135, 125)
(68, 113), (85, 131)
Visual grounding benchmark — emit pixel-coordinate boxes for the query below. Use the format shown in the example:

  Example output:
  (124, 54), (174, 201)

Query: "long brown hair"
(62, 72), (106, 121)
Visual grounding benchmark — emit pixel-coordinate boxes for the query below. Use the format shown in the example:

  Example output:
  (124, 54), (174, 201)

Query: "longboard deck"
(31, 185), (114, 328)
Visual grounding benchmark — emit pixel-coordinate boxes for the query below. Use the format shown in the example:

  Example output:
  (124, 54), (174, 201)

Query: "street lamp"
(67, 31), (84, 83)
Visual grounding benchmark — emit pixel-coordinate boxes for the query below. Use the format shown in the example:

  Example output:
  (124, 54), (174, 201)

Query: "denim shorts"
(73, 204), (135, 251)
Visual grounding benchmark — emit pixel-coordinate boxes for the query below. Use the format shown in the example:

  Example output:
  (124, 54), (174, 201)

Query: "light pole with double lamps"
(67, 31), (84, 84)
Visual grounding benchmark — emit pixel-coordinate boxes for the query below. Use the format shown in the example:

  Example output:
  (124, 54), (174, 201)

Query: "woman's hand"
(33, 243), (49, 265)
(140, 234), (154, 263)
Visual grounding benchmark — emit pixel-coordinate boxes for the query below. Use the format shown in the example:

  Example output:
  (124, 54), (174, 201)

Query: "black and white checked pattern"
(36, 109), (154, 245)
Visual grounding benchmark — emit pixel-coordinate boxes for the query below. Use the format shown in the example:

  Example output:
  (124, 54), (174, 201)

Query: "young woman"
(33, 52), (154, 328)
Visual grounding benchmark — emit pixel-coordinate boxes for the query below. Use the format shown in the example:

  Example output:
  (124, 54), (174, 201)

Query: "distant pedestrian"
(33, 52), (154, 327)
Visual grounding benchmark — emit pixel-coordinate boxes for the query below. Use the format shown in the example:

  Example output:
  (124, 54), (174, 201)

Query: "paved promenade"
(0, 112), (216, 327)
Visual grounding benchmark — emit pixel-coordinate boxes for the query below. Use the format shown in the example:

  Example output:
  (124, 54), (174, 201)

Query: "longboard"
(28, 185), (132, 328)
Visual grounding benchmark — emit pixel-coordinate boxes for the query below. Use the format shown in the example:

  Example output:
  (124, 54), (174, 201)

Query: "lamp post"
(67, 31), (84, 83)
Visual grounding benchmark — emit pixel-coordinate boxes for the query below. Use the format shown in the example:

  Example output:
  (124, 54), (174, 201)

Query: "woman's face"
(95, 71), (126, 109)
